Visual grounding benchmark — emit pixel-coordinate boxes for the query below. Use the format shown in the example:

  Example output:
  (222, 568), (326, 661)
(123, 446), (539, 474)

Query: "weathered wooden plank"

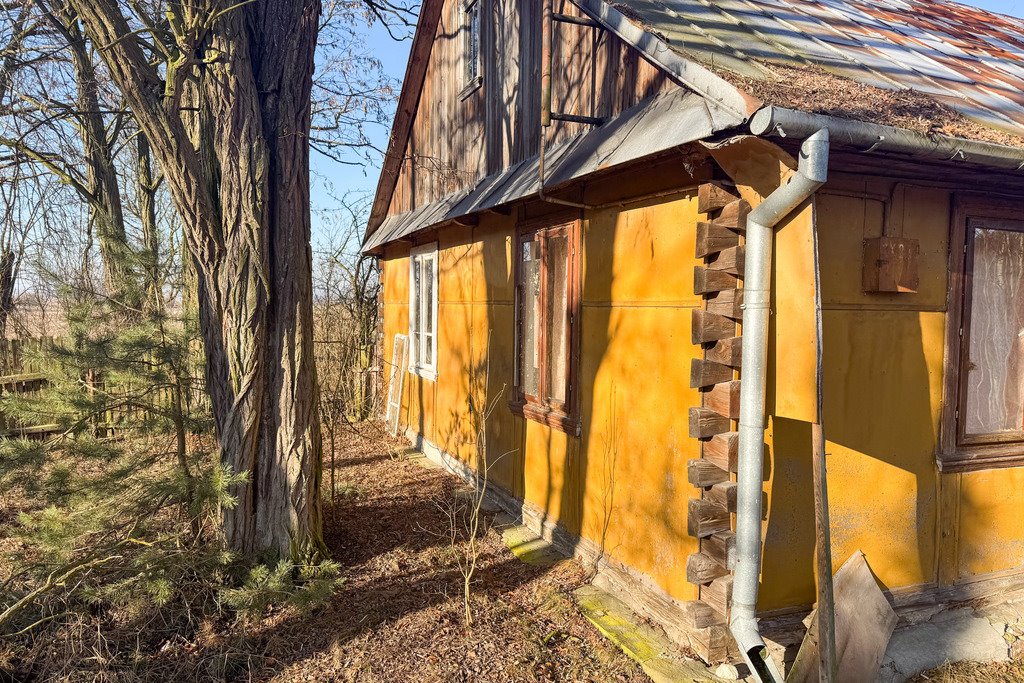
(706, 481), (737, 511)
(698, 182), (740, 214)
(937, 472), (961, 586)
(694, 266), (738, 295)
(787, 551), (898, 683)
(688, 459), (729, 488)
(704, 432), (738, 472)
(688, 498), (730, 538)
(713, 199), (751, 231)
(707, 246), (745, 275)
(383, 0), (679, 217)
(705, 380), (740, 418)
(690, 359), (733, 388)
(691, 623), (739, 663)
(705, 289), (743, 319)
(704, 531), (737, 570)
(863, 236), (920, 293)
(701, 575), (733, 617)
(707, 480), (765, 514)
(706, 337), (742, 368)
(687, 552), (729, 585)
(681, 600), (722, 629)
(691, 310), (735, 344)
(696, 222), (740, 259)
(689, 407), (730, 438)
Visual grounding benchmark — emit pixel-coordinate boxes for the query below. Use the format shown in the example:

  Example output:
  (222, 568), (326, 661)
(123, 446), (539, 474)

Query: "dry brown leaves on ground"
(2, 425), (648, 682)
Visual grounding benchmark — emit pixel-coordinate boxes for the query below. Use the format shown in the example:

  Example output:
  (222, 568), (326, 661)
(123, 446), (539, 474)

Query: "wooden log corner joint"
(683, 180), (749, 659)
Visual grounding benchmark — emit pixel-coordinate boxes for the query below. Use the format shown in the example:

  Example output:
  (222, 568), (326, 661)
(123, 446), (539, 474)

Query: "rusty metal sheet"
(607, 0), (1024, 138)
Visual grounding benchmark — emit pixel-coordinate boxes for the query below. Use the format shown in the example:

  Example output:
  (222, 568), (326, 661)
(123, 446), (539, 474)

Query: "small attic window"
(460, 0), (482, 98)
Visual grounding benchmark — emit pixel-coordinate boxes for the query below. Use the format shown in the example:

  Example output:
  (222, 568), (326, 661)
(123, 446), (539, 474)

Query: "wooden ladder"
(684, 181), (750, 663)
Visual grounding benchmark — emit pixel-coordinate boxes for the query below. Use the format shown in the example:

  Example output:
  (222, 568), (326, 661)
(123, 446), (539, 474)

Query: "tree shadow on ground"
(167, 431), (607, 683)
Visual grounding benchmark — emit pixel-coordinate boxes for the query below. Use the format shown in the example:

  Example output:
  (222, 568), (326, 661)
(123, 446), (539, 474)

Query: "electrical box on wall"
(862, 236), (920, 293)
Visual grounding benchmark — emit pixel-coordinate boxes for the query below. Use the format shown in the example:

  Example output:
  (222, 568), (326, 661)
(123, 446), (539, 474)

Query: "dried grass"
(912, 657), (1024, 682)
(729, 63), (1024, 148)
(1, 425), (648, 682)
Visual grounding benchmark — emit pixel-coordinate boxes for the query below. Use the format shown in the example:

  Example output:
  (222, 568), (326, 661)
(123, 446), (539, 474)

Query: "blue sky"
(977, 0), (1024, 13)
(310, 20), (411, 243)
(309, 0), (1024, 241)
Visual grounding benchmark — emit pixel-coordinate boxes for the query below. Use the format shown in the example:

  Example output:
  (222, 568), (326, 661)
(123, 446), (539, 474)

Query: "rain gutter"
(750, 106), (1024, 170)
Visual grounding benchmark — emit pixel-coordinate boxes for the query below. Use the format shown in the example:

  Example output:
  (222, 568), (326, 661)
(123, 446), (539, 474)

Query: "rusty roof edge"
(573, 0), (762, 120)
(750, 105), (1024, 172)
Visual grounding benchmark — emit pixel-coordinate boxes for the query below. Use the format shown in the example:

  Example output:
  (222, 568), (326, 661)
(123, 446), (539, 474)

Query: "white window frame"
(409, 242), (439, 381)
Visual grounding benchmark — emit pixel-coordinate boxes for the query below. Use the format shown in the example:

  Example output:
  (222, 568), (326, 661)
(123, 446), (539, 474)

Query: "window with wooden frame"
(409, 243), (439, 381)
(941, 196), (1024, 470)
(511, 214), (581, 434)
(459, 0), (482, 98)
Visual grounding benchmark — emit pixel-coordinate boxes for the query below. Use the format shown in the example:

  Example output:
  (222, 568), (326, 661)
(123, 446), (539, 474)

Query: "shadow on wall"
(759, 198), (938, 612)
(819, 310), (935, 590)
(563, 186), (705, 596)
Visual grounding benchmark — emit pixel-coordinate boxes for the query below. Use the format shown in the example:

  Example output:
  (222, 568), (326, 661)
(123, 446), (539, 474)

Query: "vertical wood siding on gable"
(386, 0), (675, 218)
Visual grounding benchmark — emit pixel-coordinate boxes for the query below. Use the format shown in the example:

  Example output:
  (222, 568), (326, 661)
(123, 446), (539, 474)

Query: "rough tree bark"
(67, 0), (325, 559)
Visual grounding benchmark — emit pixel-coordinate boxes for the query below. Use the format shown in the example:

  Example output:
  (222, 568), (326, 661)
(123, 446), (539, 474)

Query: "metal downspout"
(731, 129), (830, 683)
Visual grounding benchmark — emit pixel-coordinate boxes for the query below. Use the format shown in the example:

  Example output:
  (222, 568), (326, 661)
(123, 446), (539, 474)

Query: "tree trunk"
(136, 135), (162, 315)
(69, 0), (325, 560)
(42, 7), (138, 306)
(248, 2), (325, 557)
(0, 3), (29, 106)
(0, 5), (33, 343)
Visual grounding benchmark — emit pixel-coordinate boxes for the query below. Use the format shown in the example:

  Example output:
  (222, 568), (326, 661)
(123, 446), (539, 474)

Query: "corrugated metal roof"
(606, 0), (1024, 138)
(363, 87), (741, 253)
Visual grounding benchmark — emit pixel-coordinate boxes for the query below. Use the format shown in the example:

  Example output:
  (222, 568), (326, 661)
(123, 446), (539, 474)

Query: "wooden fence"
(0, 337), (206, 439)
(0, 338), (54, 436)
(0, 337), (54, 375)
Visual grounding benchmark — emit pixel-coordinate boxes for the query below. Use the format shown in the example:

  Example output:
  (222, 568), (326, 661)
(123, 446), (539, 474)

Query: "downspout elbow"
(730, 127), (829, 683)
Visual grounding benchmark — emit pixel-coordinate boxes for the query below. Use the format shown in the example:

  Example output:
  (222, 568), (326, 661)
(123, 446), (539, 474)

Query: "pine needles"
(0, 277), (341, 677)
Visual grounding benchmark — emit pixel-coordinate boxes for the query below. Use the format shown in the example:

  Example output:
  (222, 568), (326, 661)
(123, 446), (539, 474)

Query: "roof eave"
(363, 0), (445, 242)
(361, 0), (764, 249)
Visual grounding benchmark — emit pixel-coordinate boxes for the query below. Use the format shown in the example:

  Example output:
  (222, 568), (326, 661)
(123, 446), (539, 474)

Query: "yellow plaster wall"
(797, 176), (1024, 610)
(810, 180), (950, 604)
(957, 469), (1024, 577)
(575, 194), (705, 600)
(381, 189), (706, 605)
(380, 163), (1024, 617)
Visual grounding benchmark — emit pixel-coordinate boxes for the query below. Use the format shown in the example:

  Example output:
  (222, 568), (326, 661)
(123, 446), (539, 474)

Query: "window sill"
(459, 77), (482, 101)
(938, 445), (1024, 472)
(409, 366), (438, 382)
(509, 399), (580, 436)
